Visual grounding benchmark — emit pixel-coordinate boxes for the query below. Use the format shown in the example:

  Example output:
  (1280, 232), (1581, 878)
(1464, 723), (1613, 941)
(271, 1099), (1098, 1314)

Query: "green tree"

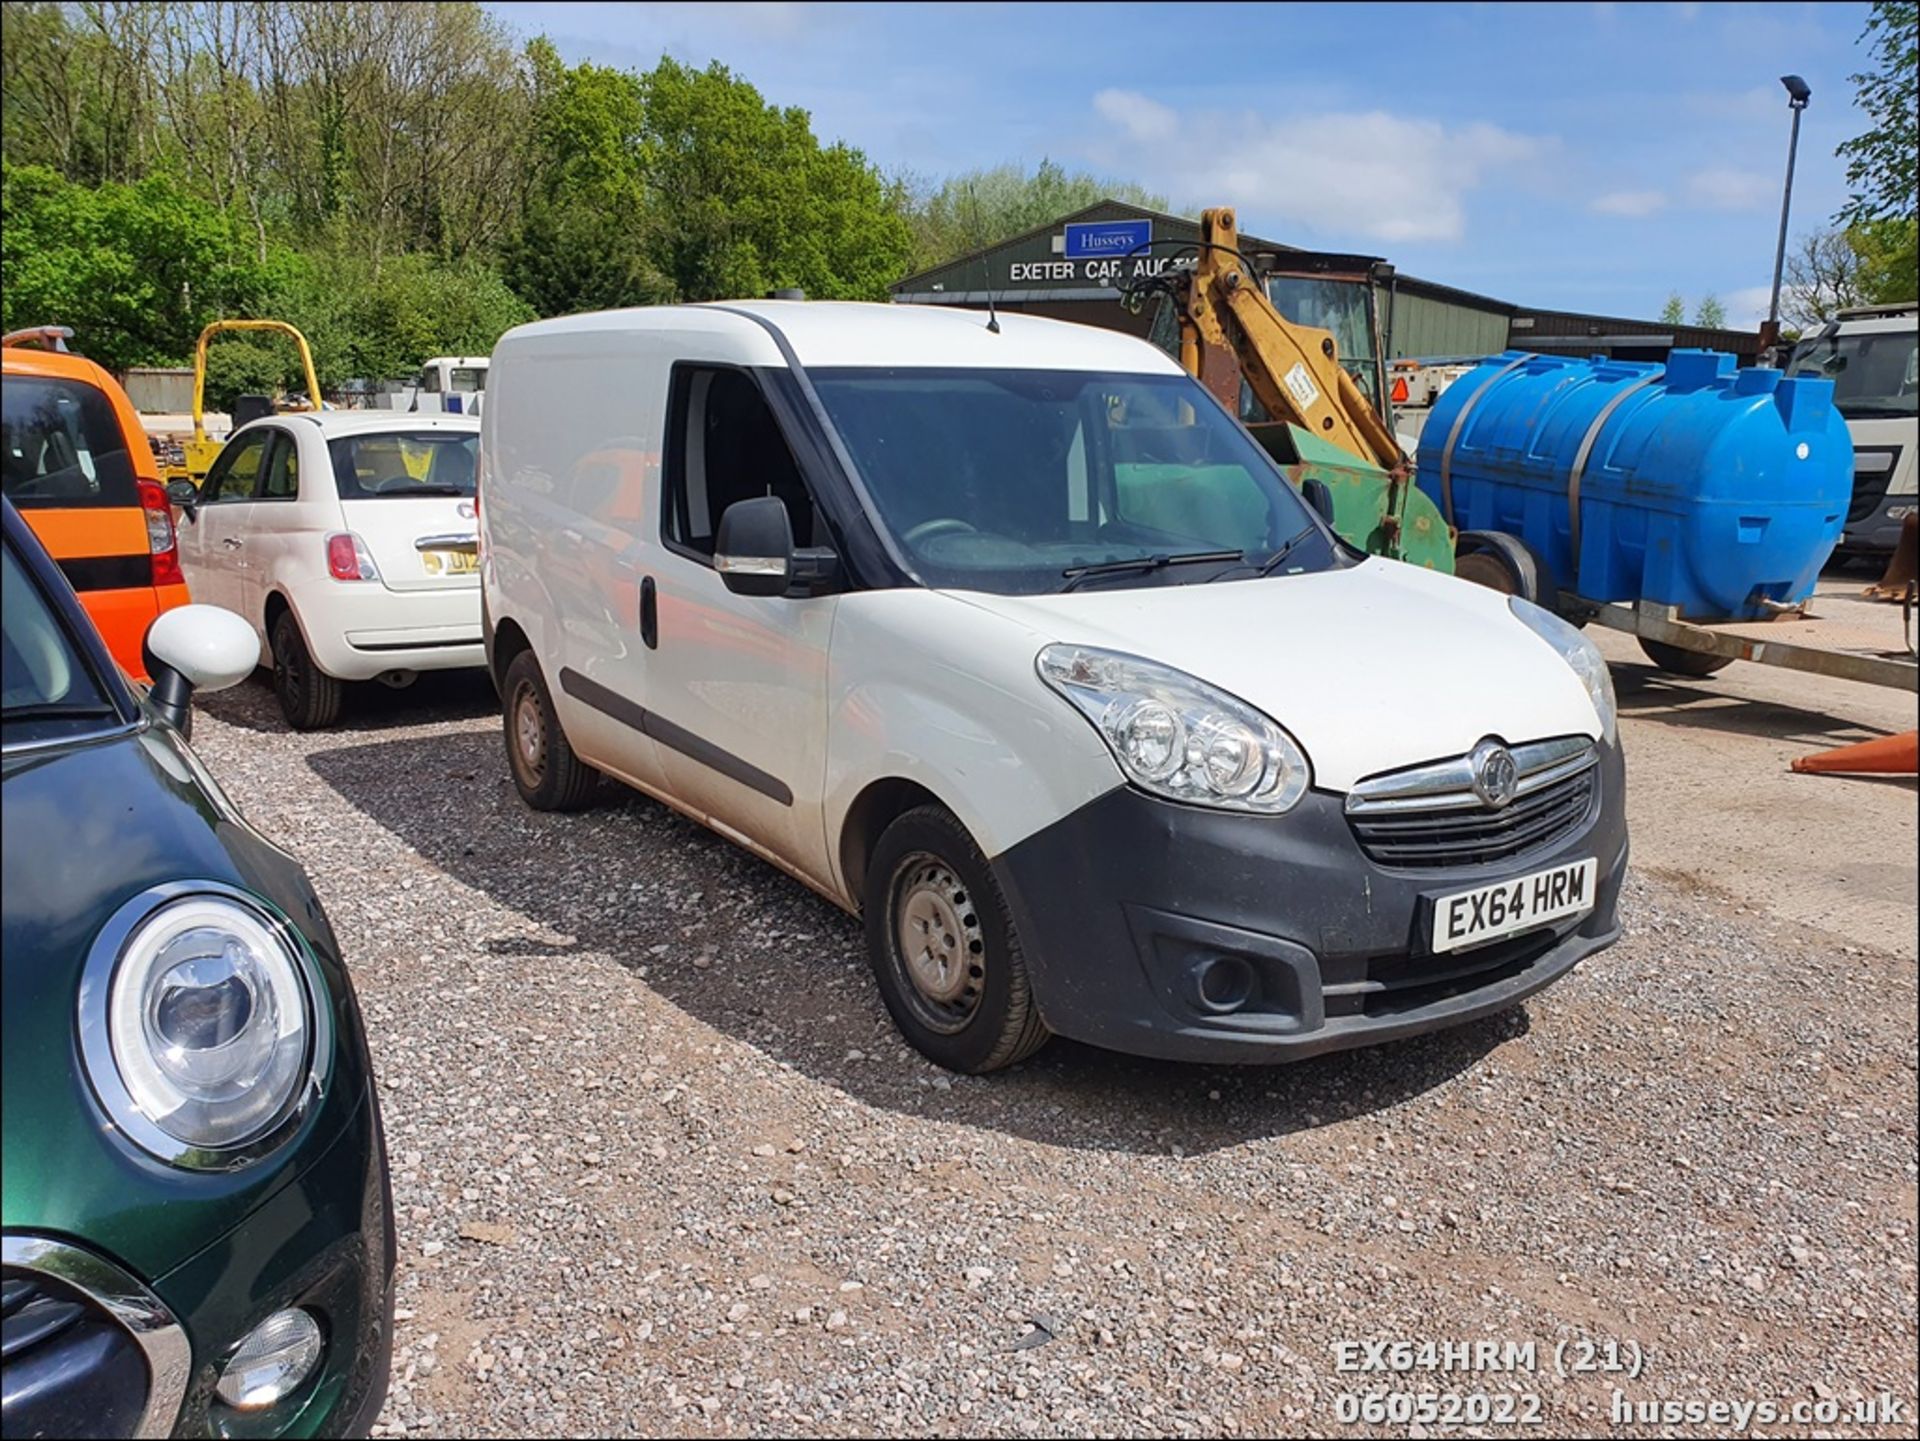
(0, 160), (276, 372)
(1659, 292), (1686, 325)
(1693, 294), (1726, 328)
(636, 58), (910, 302)
(902, 160), (1171, 272)
(1850, 217), (1918, 303)
(1836, 0), (1918, 226)
(499, 44), (664, 315)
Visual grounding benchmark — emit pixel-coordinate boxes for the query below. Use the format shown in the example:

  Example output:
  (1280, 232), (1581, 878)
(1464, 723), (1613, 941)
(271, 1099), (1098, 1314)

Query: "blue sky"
(488, 1), (1878, 326)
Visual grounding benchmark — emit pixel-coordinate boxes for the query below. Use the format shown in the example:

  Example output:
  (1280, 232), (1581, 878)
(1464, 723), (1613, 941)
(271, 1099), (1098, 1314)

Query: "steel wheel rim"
(890, 854), (985, 1033)
(512, 682), (545, 782)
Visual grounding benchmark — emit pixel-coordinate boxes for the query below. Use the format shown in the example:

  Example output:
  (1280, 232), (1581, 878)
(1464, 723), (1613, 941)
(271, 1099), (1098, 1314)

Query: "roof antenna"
(968, 183), (1000, 333)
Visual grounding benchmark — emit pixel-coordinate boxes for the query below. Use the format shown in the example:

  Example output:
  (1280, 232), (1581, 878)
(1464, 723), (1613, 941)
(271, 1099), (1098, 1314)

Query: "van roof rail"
(2, 325), (74, 352)
(1834, 302), (1917, 320)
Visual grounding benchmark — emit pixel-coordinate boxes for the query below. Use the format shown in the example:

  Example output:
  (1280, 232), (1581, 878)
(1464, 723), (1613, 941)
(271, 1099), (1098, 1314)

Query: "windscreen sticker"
(1284, 362), (1321, 411)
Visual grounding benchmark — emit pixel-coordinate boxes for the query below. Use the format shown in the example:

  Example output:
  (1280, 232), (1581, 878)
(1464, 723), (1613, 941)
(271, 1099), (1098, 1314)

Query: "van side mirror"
(165, 479), (199, 517)
(142, 605), (258, 739)
(714, 496), (795, 597)
(1301, 477), (1335, 526)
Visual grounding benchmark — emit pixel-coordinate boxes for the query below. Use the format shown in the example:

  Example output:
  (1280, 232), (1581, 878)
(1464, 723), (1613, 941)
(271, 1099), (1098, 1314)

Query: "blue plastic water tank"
(1415, 349), (1851, 620)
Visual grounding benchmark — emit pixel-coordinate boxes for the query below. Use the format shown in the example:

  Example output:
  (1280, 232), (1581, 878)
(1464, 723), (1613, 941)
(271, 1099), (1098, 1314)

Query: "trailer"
(1575, 591), (1917, 692)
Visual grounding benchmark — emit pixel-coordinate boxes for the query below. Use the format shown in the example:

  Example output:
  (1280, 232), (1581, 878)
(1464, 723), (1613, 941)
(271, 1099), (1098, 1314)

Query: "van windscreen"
(0, 376), (140, 510)
(810, 368), (1330, 595)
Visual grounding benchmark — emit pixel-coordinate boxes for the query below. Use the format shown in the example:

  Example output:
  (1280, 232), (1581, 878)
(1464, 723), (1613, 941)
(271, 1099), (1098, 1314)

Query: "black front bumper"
(992, 741), (1628, 1063)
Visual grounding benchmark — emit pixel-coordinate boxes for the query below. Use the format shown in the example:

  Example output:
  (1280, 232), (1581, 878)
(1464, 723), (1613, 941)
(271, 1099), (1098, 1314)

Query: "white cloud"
(1591, 189), (1667, 217)
(1084, 91), (1552, 244)
(1093, 88), (1177, 143)
(1723, 285), (1777, 328)
(1688, 167), (1775, 211)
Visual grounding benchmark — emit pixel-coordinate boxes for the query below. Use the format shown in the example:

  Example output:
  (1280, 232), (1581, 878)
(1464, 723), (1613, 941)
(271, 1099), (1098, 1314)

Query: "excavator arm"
(1176, 207), (1406, 471)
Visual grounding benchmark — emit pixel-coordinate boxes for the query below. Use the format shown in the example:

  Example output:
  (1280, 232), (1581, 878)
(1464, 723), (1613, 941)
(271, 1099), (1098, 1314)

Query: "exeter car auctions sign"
(1007, 220), (1188, 286)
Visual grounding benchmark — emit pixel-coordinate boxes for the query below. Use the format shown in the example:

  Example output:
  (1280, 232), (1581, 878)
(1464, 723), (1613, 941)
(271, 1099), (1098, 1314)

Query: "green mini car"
(1, 499), (393, 1437)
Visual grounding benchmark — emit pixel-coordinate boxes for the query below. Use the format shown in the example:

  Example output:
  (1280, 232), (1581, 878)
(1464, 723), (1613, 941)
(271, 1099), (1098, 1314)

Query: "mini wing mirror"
(166, 478), (200, 520)
(714, 496), (796, 597)
(142, 604), (257, 739)
(1301, 477), (1336, 526)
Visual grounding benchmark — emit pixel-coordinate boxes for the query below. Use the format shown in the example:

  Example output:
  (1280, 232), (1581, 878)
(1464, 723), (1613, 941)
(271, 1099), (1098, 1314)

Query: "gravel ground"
(192, 673), (1918, 1439)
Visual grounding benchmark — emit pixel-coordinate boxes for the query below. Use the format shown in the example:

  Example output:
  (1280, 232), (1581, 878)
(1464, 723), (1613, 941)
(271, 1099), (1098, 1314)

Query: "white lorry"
(383, 356), (489, 418)
(1788, 303), (1918, 558)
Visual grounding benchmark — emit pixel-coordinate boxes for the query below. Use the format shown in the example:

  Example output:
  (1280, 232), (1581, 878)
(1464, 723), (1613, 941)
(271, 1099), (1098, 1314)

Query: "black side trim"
(57, 554), (151, 592)
(346, 636), (482, 653)
(558, 666), (793, 807)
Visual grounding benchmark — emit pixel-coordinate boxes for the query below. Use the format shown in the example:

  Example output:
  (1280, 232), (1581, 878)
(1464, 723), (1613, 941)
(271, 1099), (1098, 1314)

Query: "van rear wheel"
(502, 650), (599, 811)
(864, 805), (1050, 1073)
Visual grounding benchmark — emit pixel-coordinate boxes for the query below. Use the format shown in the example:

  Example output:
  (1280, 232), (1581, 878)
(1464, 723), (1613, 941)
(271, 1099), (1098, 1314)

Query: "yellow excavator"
(1124, 206), (1461, 574)
(157, 319), (324, 487)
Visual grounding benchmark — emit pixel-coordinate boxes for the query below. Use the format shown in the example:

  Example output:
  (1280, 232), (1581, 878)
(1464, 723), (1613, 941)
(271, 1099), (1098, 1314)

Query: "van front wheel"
(864, 805), (1050, 1073)
(502, 651), (599, 811)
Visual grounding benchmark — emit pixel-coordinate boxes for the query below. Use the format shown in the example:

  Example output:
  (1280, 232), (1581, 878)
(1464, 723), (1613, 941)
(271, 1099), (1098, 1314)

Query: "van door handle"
(222, 537), (243, 549)
(640, 576), (658, 649)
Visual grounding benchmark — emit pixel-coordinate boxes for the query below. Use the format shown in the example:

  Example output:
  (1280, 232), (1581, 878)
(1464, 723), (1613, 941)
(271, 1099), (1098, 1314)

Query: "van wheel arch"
(839, 778), (949, 909)
(490, 616), (532, 690)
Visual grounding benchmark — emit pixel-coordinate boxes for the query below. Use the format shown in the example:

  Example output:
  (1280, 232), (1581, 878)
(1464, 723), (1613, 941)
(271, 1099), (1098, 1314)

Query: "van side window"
(664, 367), (814, 560)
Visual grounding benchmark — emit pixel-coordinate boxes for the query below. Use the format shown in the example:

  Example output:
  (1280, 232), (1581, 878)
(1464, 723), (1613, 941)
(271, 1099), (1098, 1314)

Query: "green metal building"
(891, 200), (1760, 370)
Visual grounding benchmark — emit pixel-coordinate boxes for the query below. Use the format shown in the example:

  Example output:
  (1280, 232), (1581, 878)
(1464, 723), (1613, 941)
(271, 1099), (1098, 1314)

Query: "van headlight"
(1038, 645), (1311, 812)
(80, 887), (328, 1168)
(1509, 597), (1617, 743)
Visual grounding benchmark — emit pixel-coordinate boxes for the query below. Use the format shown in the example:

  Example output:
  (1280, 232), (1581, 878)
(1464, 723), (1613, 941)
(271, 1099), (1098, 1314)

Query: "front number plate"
(1431, 858), (1597, 954)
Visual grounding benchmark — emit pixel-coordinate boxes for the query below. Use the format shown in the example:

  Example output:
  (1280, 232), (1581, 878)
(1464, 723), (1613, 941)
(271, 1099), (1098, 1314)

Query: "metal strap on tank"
(1437, 356), (1529, 526)
(1563, 372), (1662, 578)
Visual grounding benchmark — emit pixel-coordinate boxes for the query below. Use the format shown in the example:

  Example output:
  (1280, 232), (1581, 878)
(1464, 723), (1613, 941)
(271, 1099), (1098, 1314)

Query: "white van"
(481, 302), (1627, 1072)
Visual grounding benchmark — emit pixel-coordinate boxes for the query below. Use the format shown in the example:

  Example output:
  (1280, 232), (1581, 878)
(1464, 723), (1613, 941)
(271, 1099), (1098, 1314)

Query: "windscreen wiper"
(1059, 549), (1244, 592)
(1254, 524), (1320, 578)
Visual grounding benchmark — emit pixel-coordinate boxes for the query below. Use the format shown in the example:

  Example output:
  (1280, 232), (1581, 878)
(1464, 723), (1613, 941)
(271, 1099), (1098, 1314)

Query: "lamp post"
(1765, 74), (1812, 348)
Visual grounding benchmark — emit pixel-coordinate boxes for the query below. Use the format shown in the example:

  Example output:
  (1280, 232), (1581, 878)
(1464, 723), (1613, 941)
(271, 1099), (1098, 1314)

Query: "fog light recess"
(1190, 955), (1255, 1015)
(215, 1307), (324, 1411)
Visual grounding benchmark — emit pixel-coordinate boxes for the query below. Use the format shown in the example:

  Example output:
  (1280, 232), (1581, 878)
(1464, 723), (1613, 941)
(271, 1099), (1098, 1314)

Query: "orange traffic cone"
(1790, 730), (1920, 775)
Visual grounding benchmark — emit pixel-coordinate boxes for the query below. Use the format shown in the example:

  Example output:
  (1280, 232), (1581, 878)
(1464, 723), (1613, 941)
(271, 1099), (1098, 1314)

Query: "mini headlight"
(1509, 597), (1617, 743)
(1038, 644), (1311, 813)
(82, 890), (323, 1165)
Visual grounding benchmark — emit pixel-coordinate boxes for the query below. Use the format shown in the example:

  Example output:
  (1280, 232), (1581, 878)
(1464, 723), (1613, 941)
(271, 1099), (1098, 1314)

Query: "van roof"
(497, 300), (1185, 375)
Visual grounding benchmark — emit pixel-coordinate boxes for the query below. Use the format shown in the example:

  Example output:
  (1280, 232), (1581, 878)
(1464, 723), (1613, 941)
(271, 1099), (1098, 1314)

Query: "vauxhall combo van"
(481, 302), (1627, 1073)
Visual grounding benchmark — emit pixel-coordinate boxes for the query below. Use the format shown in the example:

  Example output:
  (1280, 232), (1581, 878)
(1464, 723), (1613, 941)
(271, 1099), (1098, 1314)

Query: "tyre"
(272, 610), (344, 730)
(864, 804), (1050, 1074)
(1638, 637), (1734, 677)
(501, 650), (599, 811)
(1453, 530), (1557, 610)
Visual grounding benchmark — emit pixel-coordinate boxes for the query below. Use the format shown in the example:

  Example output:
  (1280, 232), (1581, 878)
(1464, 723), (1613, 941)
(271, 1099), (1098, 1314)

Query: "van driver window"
(664, 367), (816, 560)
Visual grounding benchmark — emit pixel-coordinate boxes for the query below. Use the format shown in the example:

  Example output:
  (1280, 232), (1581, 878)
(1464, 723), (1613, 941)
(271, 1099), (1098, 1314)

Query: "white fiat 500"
(173, 412), (484, 728)
(481, 302), (1627, 1073)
